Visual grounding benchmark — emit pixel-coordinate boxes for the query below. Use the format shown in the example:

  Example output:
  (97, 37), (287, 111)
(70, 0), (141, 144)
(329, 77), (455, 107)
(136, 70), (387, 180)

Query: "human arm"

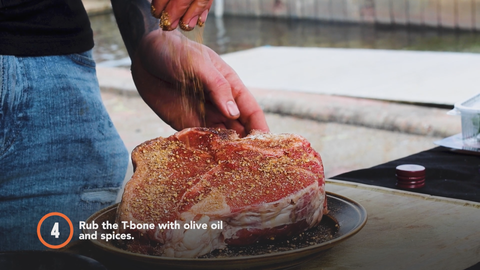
(110, 0), (269, 136)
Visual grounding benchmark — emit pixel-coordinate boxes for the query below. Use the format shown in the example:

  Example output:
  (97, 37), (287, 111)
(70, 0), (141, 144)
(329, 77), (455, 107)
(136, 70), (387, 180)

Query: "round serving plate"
(84, 192), (367, 270)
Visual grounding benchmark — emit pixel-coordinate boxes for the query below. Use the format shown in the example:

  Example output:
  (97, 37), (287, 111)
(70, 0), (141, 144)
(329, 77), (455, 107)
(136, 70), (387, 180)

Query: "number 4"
(51, 222), (60, 238)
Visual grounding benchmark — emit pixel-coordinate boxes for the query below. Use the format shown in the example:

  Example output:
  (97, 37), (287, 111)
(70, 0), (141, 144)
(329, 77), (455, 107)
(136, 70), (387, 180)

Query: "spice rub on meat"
(115, 128), (327, 258)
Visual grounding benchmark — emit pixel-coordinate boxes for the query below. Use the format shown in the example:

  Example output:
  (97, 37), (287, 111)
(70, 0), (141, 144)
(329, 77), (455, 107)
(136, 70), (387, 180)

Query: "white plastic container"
(449, 93), (480, 146)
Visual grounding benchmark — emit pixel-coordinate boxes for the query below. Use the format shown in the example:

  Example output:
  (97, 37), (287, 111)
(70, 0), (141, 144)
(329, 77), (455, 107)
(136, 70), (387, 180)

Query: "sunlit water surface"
(90, 13), (480, 68)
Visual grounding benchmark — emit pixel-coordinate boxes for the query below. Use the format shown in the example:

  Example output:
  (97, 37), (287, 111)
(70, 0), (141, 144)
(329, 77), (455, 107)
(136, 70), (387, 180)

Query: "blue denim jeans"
(0, 51), (129, 251)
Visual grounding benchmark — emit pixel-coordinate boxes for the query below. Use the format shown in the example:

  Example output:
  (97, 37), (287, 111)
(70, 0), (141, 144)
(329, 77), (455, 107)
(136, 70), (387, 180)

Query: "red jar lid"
(396, 164), (425, 189)
(396, 181), (425, 189)
(395, 175), (425, 182)
(396, 164), (425, 177)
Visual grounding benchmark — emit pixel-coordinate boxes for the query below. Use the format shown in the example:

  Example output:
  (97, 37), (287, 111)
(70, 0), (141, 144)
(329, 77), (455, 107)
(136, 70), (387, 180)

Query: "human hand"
(150, 0), (213, 31)
(130, 29), (269, 137)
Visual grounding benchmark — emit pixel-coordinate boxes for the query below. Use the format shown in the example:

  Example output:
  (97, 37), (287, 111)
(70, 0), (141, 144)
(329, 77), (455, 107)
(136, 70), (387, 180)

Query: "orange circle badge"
(37, 212), (74, 249)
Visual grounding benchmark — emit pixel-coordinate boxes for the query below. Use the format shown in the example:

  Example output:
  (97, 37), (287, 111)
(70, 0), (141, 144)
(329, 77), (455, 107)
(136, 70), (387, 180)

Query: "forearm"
(110, 0), (158, 58)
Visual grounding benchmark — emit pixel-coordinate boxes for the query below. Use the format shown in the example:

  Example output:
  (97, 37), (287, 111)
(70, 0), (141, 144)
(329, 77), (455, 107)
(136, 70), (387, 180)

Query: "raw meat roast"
(116, 128), (326, 258)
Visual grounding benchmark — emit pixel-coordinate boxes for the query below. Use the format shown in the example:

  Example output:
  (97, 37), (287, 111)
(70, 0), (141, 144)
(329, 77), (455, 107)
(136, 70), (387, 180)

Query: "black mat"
(331, 147), (480, 203)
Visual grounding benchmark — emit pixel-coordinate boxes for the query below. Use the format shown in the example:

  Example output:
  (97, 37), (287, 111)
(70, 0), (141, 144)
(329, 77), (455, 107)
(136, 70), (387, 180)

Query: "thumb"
(201, 69), (240, 120)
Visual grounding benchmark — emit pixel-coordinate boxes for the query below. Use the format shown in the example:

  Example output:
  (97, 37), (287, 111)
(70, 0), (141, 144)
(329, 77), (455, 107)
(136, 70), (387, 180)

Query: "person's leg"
(0, 51), (129, 251)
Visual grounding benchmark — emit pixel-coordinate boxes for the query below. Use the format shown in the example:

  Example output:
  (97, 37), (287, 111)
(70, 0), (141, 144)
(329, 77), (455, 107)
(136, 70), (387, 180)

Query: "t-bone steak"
(115, 128), (326, 258)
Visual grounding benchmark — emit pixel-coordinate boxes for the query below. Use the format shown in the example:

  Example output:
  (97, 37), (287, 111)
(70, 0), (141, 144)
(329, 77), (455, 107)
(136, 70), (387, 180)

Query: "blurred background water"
(90, 13), (480, 68)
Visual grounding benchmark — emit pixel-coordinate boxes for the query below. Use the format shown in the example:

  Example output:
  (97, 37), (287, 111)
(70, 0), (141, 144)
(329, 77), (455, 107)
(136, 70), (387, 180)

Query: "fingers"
(205, 51), (270, 133)
(201, 68), (270, 134)
(200, 68), (242, 121)
(203, 105), (247, 137)
(151, 0), (212, 31)
(180, 0), (213, 29)
(192, 49), (269, 134)
(151, 0), (169, 18)
(234, 90), (270, 133)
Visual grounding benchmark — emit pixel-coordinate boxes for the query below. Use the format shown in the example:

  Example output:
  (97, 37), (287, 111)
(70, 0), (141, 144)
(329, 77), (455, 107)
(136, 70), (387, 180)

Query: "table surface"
(299, 179), (480, 270)
(62, 179), (480, 270)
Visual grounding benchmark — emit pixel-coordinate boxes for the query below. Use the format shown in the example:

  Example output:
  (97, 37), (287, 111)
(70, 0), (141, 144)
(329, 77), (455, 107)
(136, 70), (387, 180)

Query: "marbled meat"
(116, 127), (326, 258)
